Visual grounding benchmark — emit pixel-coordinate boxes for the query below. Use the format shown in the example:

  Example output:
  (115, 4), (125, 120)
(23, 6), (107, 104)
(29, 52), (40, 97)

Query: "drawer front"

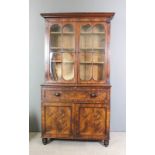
(42, 88), (109, 103)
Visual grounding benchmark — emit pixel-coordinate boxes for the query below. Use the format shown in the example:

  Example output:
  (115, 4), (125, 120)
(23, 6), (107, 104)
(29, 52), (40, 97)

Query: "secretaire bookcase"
(40, 12), (114, 146)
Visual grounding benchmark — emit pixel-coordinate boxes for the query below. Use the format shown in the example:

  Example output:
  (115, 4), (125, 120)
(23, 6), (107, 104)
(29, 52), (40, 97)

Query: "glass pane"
(62, 24), (75, 49)
(81, 24), (92, 33)
(93, 24), (105, 49)
(80, 64), (92, 80)
(93, 64), (105, 81)
(50, 24), (62, 48)
(63, 24), (74, 33)
(62, 34), (74, 49)
(63, 63), (74, 80)
(51, 34), (62, 48)
(93, 24), (104, 33)
(50, 62), (62, 81)
(80, 25), (92, 49)
(50, 52), (62, 62)
(93, 34), (105, 49)
(50, 24), (61, 32)
(80, 34), (92, 49)
(93, 51), (104, 63)
(50, 24), (75, 82)
(80, 52), (92, 62)
(62, 52), (74, 62)
(79, 23), (105, 82)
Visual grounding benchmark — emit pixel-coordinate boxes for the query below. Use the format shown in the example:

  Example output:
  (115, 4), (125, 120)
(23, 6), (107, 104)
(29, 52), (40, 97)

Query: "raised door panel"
(42, 103), (74, 138)
(75, 104), (106, 139)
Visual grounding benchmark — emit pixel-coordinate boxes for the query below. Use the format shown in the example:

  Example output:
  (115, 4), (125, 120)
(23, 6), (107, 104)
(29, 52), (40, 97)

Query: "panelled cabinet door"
(75, 104), (106, 139)
(48, 22), (77, 83)
(42, 103), (74, 138)
(78, 22), (107, 84)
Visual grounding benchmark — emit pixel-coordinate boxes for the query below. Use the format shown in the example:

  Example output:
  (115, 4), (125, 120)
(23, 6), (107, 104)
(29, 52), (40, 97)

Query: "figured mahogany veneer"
(41, 12), (114, 146)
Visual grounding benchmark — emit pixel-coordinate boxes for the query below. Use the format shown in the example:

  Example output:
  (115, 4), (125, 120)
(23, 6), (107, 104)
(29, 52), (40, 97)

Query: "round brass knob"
(55, 92), (61, 96)
(90, 93), (97, 97)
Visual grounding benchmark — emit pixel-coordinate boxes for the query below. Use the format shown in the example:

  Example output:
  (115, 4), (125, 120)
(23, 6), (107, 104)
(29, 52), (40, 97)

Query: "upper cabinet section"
(41, 13), (114, 85)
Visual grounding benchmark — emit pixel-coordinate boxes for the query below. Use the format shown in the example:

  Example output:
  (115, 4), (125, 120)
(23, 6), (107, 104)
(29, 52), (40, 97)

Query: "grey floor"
(29, 132), (126, 155)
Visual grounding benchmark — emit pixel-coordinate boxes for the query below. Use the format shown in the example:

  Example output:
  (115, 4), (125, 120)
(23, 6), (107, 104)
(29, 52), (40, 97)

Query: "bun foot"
(42, 138), (48, 145)
(104, 140), (109, 147)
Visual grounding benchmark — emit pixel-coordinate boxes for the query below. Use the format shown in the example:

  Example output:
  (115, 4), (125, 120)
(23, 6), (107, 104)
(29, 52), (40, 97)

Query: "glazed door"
(78, 22), (107, 84)
(75, 104), (106, 139)
(42, 103), (74, 138)
(47, 22), (77, 83)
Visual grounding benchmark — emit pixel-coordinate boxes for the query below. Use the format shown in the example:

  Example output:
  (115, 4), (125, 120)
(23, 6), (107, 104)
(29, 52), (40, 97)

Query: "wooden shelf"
(51, 61), (74, 63)
(51, 47), (61, 49)
(51, 32), (74, 34)
(63, 32), (74, 34)
(80, 48), (105, 50)
(80, 32), (105, 34)
(63, 48), (75, 50)
(93, 32), (105, 34)
(51, 47), (75, 50)
(50, 32), (61, 34)
(80, 62), (104, 64)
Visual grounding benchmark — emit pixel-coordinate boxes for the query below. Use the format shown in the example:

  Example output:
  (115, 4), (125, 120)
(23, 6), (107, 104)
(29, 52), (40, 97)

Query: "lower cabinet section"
(42, 103), (109, 140)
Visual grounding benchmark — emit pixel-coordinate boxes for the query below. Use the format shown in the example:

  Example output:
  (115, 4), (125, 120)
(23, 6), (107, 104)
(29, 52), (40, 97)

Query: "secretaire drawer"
(41, 88), (109, 103)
